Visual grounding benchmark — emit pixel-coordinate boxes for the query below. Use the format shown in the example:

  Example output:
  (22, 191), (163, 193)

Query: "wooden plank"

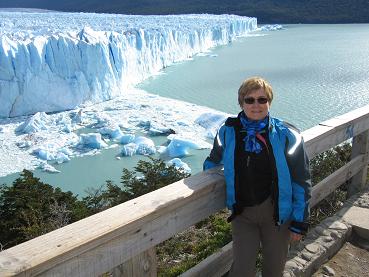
(110, 247), (157, 277)
(303, 105), (369, 158)
(348, 130), (369, 196)
(180, 242), (233, 277)
(311, 154), (366, 207)
(0, 167), (226, 277)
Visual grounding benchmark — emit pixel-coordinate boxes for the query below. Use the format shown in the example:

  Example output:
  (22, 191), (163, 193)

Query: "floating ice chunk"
(79, 133), (108, 149)
(62, 125), (73, 133)
(148, 122), (175, 136)
(55, 113), (72, 126)
(157, 146), (167, 154)
(121, 143), (137, 157)
(137, 119), (175, 135)
(16, 112), (50, 134)
(110, 128), (124, 139)
(99, 125), (123, 140)
(93, 113), (112, 128)
(120, 134), (135, 144)
(33, 147), (56, 161)
(137, 120), (150, 128)
(58, 147), (73, 156)
(195, 112), (228, 139)
(134, 136), (156, 155)
(55, 113), (73, 133)
(71, 110), (85, 124)
(38, 161), (60, 173)
(167, 158), (191, 174)
(166, 136), (212, 158)
(119, 121), (131, 130)
(55, 152), (70, 164)
(108, 144), (119, 149)
(16, 140), (32, 149)
(176, 120), (190, 127)
(120, 136), (156, 156)
(259, 24), (284, 31)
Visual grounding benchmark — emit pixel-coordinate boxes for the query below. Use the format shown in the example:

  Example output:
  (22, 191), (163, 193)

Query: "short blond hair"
(238, 77), (273, 107)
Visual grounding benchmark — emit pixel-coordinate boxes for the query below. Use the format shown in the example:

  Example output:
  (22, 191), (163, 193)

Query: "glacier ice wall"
(0, 12), (257, 118)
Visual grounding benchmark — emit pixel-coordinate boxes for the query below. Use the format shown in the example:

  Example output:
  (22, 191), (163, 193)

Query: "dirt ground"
(312, 240), (369, 277)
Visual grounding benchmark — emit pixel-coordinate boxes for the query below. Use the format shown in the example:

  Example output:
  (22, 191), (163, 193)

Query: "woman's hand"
(290, 232), (303, 242)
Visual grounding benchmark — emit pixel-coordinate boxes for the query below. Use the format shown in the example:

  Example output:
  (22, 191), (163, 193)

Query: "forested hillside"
(1, 0), (368, 23)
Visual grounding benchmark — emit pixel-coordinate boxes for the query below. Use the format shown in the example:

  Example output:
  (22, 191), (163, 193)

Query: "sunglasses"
(244, 97), (268, 105)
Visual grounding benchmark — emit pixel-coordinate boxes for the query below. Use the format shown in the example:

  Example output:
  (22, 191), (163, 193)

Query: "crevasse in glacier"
(0, 12), (257, 118)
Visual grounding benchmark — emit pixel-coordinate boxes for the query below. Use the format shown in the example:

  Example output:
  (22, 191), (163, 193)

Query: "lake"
(1, 24), (369, 196)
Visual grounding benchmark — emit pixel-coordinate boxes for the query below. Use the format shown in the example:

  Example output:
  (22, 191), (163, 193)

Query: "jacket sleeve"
(203, 127), (224, 170)
(286, 129), (312, 235)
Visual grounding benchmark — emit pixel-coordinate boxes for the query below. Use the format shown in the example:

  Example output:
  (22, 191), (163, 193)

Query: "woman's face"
(242, 88), (270, 121)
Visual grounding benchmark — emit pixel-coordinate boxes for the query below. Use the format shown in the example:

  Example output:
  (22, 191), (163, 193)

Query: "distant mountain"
(0, 0), (368, 23)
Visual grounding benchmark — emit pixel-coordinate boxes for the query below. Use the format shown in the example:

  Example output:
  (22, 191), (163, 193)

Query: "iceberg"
(78, 133), (108, 149)
(167, 158), (191, 174)
(165, 135), (212, 158)
(119, 133), (135, 144)
(195, 112), (228, 139)
(37, 161), (60, 173)
(15, 112), (50, 134)
(33, 147), (56, 161)
(33, 143), (72, 162)
(0, 12), (257, 118)
(135, 136), (156, 155)
(98, 125), (123, 140)
(121, 142), (138, 157)
(121, 136), (156, 156)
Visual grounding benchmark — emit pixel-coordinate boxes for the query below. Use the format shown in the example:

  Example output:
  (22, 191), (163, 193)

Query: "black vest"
(232, 118), (276, 207)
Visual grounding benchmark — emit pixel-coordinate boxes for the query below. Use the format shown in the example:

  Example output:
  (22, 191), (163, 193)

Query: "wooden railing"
(1, 105), (369, 277)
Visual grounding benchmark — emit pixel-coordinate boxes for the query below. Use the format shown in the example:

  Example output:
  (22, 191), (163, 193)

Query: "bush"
(0, 158), (189, 249)
(0, 170), (88, 249)
(309, 143), (351, 226)
(82, 157), (190, 214)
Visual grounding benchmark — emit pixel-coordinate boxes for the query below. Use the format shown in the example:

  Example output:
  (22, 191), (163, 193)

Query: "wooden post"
(110, 247), (157, 277)
(348, 130), (369, 196)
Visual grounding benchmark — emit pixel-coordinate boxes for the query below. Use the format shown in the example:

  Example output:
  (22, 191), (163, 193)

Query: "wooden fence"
(1, 105), (369, 277)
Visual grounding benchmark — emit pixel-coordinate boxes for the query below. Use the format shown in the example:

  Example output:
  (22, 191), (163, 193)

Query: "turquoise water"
(139, 24), (369, 130)
(2, 24), (369, 196)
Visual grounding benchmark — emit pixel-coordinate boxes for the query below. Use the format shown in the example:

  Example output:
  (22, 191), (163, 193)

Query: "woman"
(203, 77), (311, 277)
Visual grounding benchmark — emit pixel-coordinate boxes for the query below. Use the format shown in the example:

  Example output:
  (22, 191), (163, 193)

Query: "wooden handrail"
(1, 105), (369, 277)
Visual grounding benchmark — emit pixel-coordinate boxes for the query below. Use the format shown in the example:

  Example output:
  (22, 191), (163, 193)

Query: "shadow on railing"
(1, 105), (369, 277)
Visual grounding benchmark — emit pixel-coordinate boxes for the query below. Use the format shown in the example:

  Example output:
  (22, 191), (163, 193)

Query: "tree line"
(1, 0), (368, 23)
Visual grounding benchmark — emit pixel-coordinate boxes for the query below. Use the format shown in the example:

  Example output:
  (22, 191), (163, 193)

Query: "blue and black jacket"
(203, 113), (311, 234)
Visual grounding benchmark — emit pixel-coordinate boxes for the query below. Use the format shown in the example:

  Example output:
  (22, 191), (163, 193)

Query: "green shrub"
(0, 170), (88, 248)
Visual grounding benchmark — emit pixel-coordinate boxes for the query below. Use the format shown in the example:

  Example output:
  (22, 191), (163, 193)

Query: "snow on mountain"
(0, 12), (257, 118)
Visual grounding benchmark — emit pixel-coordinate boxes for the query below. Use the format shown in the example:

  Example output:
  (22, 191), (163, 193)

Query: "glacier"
(0, 12), (257, 118)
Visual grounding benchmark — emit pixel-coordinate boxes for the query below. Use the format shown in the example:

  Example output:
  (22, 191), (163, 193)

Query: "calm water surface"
(2, 24), (369, 195)
(139, 24), (369, 130)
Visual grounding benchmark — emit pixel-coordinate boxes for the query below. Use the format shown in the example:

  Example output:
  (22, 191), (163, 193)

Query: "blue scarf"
(240, 113), (269, 153)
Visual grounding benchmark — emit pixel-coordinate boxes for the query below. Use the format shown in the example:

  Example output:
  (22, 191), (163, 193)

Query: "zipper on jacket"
(246, 155), (250, 167)
(265, 131), (280, 225)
